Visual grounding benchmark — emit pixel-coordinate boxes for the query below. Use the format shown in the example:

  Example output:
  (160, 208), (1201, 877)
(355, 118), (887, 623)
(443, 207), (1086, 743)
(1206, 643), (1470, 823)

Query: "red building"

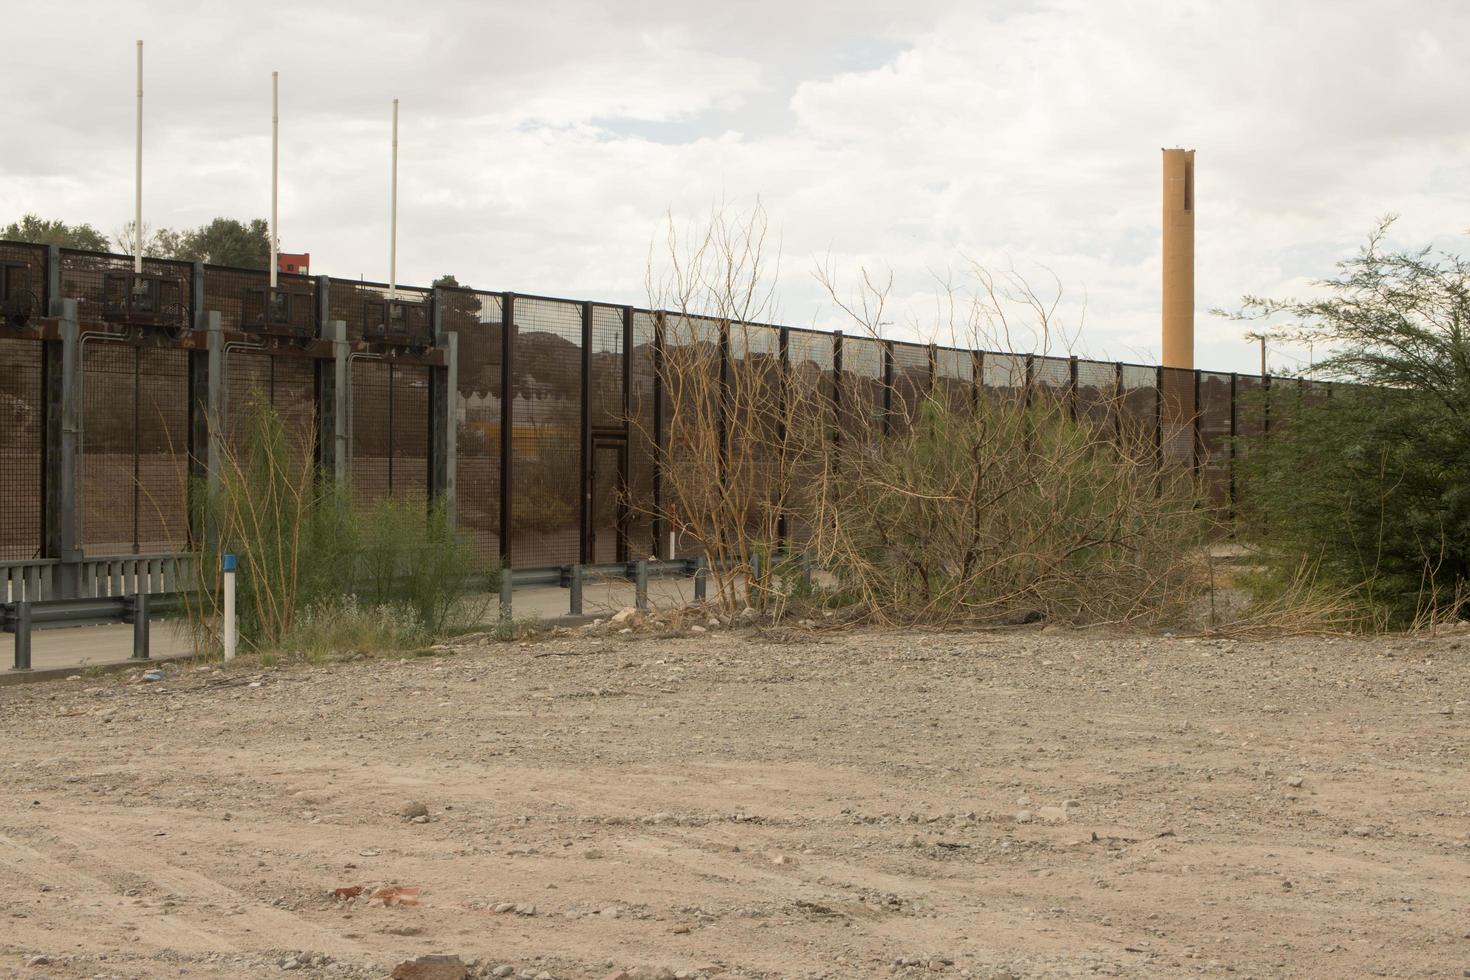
(277, 252), (310, 276)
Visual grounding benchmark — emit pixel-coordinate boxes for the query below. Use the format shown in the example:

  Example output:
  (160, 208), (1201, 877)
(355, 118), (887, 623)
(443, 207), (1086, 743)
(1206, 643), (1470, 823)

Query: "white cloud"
(3, 0), (1469, 373)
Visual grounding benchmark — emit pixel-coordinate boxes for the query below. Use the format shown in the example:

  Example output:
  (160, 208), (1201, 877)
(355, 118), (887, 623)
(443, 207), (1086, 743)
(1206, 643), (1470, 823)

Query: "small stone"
(493, 902), (515, 913)
(707, 617), (720, 628)
(492, 968), (515, 978)
(673, 924), (691, 934)
(1350, 825), (1374, 837)
(690, 626), (707, 634)
(142, 671), (165, 682)
(583, 849), (604, 859)
(514, 903), (537, 915)
(1014, 810), (1034, 824)
(771, 854), (795, 865)
(610, 607), (643, 626)
(26, 956), (51, 967)
(534, 973), (554, 980)
(410, 814), (430, 824)
(400, 801), (429, 820)
(390, 955), (468, 980)
(1287, 776), (1305, 788)
(1037, 805), (1069, 824)
(1062, 799), (1081, 810)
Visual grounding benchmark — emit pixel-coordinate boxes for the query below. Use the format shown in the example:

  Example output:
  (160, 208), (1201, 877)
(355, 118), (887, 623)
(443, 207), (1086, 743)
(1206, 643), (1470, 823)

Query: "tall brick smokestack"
(1161, 148), (1195, 369)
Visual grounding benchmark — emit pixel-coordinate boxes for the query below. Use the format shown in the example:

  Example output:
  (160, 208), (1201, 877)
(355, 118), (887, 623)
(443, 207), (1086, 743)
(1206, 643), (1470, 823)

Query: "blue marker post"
(222, 553), (237, 661)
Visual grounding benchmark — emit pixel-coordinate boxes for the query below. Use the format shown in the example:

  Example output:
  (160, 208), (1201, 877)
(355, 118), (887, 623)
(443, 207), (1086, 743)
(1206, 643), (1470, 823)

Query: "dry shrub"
(808, 390), (1211, 627)
(637, 202), (1215, 627)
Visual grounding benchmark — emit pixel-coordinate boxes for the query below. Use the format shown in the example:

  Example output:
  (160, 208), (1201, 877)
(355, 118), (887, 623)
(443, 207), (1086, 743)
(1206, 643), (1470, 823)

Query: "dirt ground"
(1, 621), (1467, 980)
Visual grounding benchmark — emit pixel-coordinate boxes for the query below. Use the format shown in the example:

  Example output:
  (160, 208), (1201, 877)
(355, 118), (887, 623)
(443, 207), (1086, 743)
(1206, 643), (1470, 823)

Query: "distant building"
(277, 252), (310, 276)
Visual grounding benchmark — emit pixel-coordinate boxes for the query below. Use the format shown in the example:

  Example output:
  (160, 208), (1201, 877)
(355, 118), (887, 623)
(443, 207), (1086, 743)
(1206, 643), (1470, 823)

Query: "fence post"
(1068, 355), (1079, 421)
(693, 556), (708, 602)
(13, 602), (31, 671)
(1228, 372), (1239, 519)
(42, 299), (81, 599)
(776, 325), (790, 551)
(652, 311), (666, 559)
(1192, 369), (1203, 478)
(499, 294), (515, 571)
(579, 301), (592, 565)
(499, 567), (512, 622)
(881, 340), (894, 438)
(316, 300), (352, 487)
(129, 592), (150, 660)
(831, 330), (843, 460)
(1154, 365), (1164, 472)
(429, 289), (458, 526)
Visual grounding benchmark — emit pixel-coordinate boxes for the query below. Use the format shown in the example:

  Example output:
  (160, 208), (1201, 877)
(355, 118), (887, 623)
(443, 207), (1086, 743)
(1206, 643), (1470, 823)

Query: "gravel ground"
(0, 620), (1467, 980)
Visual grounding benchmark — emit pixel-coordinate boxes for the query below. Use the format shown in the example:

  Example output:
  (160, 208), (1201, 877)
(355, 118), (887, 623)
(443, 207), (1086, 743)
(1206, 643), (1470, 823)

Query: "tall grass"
(185, 393), (491, 658)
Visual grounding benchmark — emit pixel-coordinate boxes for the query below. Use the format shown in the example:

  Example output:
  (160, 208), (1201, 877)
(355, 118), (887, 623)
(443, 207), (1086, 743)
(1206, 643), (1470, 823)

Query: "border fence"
(0, 238), (1333, 600)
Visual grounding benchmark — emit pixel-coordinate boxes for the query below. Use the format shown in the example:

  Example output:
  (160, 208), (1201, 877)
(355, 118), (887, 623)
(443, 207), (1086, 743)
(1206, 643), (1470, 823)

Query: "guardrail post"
(499, 569), (512, 622)
(129, 593), (150, 660)
(13, 602), (32, 671)
(799, 551), (812, 590)
(693, 556), (708, 602)
(634, 560), (649, 611)
(569, 564), (584, 616)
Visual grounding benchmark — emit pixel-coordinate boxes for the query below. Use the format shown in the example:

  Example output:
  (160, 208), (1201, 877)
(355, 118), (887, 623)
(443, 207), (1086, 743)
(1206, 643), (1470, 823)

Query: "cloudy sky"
(5, 0), (1468, 373)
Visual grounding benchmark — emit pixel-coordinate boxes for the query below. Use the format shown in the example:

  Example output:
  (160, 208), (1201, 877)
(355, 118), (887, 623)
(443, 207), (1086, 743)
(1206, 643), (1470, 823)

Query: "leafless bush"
(639, 203), (1213, 625)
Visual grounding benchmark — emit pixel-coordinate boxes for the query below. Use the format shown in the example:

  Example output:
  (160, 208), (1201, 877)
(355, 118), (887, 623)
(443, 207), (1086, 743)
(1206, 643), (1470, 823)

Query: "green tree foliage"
(2, 214), (109, 250)
(1229, 218), (1470, 623)
(167, 217), (272, 268)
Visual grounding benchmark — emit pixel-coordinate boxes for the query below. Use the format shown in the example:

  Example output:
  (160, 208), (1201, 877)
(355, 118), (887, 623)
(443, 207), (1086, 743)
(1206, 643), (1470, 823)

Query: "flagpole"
(134, 40), (143, 273)
(270, 70), (279, 289)
(389, 97), (398, 300)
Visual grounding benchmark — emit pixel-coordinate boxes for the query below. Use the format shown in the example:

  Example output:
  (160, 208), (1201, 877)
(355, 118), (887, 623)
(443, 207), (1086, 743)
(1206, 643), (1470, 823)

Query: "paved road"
(5, 574), (709, 677)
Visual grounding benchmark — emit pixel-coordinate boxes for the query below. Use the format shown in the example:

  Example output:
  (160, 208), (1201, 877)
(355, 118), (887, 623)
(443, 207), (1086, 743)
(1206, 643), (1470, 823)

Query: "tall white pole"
(389, 98), (399, 300)
(270, 71), (279, 289)
(134, 40), (143, 274)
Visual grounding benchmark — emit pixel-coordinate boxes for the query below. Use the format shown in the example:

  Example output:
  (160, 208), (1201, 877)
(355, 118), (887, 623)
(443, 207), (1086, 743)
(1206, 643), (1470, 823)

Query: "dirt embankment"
(1, 624), (1467, 979)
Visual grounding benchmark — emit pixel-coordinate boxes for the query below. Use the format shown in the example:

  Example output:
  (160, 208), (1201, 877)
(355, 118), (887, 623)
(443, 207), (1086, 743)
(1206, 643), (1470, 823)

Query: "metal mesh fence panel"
(840, 335), (884, 447)
(510, 297), (582, 567)
(1075, 359), (1116, 428)
(628, 311), (657, 558)
(934, 347), (974, 414)
(731, 323), (781, 539)
(78, 341), (189, 555)
(664, 315), (721, 560)
(1198, 372), (1233, 506)
(391, 363), (431, 508)
(443, 289), (503, 568)
(982, 352), (1027, 401)
(590, 305), (625, 430)
(350, 358), (430, 511)
(1118, 364), (1158, 454)
(890, 341), (930, 431)
(135, 347), (190, 553)
(786, 328), (835, 545)
(1033, 355), (1071, 406)
(0, 338), (44, 559)
(1160, 366), (1195, 468)
(350, 359), (391, 511)
(59, 249), (193, 330)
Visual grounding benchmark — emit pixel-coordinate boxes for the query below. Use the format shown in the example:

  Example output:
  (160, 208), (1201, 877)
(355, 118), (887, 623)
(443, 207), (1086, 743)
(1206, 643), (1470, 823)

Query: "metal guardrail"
(2, 592), (186, 670)
(0, 555), (193, 603)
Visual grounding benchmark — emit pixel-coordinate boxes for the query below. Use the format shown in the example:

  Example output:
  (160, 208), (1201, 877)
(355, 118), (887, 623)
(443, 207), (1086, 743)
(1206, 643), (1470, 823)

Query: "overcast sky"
(5, 0), (1468, 373)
